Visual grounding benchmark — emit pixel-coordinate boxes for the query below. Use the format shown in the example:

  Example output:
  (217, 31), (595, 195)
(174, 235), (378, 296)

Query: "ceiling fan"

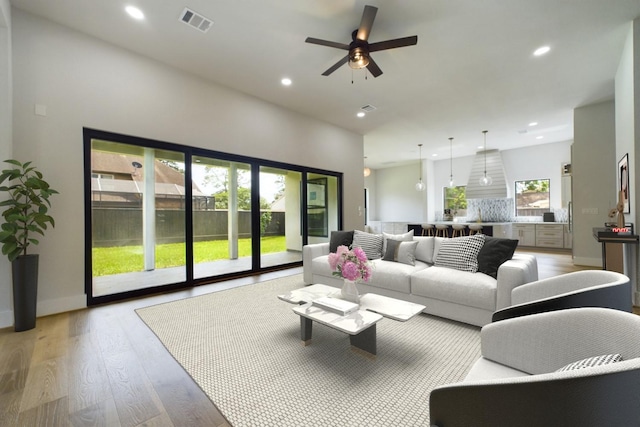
(305, 5), (418, 78)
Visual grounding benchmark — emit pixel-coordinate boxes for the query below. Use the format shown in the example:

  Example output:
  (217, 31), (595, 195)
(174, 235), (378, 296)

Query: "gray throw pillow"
(383, 239), (419, 266)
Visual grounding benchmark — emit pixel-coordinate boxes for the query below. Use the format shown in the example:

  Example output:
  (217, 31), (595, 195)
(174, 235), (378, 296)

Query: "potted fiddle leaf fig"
(0, 160), (58, 331)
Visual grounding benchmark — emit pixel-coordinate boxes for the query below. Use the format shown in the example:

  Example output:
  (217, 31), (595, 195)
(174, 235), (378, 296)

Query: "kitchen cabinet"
(512, 224), (536, 246)
(536, 224), (564, 248)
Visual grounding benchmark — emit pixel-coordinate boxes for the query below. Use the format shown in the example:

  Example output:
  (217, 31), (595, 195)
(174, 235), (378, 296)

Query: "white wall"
(371, 161), (427, 222)
(373, 140), (572, 222)
(615, 19), (639, 301)
(1, 9), (365, 327)
(0, 0), (12, 327)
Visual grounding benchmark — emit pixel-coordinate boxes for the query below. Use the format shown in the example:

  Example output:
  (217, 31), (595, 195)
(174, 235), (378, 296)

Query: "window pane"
(91, 140), (186, 297)
(515, 179), (550, 216)
(260, 167), (302, 268)
(192, 156), (253, 278)
(443, 186), (467, 217)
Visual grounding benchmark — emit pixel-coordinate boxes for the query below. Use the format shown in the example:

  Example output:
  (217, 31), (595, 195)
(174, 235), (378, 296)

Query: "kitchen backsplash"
(466, 198), (515, 222)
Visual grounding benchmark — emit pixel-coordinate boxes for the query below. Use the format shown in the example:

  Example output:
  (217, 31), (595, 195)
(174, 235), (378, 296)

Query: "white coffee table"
(279, 284), (426, 357)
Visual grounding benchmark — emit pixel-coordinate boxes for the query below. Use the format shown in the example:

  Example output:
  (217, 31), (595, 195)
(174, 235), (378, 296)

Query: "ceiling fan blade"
(356, 5), (378, 41)
(366, 57), (383, 77)
(305, 37), (350, 50)
(322, 55), (349, 76)
(369, 35), (418, 52)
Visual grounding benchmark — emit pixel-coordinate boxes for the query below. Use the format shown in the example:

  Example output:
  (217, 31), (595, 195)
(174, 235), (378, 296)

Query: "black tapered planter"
(12, 254), (39, 332)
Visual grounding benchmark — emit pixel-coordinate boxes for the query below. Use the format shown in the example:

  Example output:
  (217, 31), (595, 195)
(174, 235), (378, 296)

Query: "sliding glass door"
(85, 128), (342, 304)
(192, 155), (253, 278)
(90, 139), (186, 297)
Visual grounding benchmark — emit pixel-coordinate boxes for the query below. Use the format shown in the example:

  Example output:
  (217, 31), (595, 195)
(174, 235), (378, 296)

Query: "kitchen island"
(408, 222), (513, 238)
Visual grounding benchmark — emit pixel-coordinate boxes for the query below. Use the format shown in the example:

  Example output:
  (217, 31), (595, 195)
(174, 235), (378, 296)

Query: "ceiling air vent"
(180, 8), (212, 33)
(361, 104), (377, 112)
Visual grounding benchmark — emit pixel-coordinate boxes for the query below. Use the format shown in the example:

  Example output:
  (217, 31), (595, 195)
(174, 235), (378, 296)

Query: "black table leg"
(300, 315), (313, 346)
(350, 324), (377, 357)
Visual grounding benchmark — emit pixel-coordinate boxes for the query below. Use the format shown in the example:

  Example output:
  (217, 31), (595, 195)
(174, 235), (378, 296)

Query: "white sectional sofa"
(302, 234), (538, 327)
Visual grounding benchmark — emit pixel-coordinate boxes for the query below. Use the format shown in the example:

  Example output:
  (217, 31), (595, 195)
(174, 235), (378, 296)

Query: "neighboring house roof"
(92, 151), (205, 196)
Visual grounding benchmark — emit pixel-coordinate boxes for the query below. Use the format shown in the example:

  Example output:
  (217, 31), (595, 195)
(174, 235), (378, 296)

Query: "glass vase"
(341, 279), (360, 304)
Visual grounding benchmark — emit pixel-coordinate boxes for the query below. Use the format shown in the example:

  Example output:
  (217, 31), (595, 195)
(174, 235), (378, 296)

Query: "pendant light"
(448, 137), (455, 188)
(479, 130), (493, 186)
(363, 156), (371, 177)
(415, 144), (425, 191)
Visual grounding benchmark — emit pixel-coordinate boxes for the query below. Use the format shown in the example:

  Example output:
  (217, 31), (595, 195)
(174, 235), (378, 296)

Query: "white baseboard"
(0, 294), (86, 329)
(572, 257), (602, 268)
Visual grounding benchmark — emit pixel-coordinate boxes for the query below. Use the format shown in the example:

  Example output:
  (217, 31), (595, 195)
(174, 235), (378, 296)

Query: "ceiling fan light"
(349, 48), (370, 69)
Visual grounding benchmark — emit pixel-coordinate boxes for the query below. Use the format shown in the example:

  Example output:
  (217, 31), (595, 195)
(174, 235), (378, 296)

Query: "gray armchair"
(492, 269), (631, 322)
(429, 307), (640, 427)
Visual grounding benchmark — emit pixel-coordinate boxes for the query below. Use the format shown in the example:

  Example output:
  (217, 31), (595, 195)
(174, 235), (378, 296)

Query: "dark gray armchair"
(492, 269), (631, 322)
(430, 307), (640, 427)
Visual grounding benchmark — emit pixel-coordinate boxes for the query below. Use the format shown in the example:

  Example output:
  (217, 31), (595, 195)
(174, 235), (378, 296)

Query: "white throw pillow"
(382, 230), (414, 255)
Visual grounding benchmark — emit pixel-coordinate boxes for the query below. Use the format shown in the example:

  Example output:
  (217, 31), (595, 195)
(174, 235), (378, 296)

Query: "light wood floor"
(0, 251), (630, 426)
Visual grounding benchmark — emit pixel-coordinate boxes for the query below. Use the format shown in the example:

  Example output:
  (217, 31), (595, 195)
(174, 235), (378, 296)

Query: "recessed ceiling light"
(281, 78), (292, 86)
(533, 46), (550, 56)
(536, 136), (545, 140)
(529, 122), (538, 127)
(125, 6), (145, 20)
(431, 153), (438, 157)
(357, 112), (365, 118)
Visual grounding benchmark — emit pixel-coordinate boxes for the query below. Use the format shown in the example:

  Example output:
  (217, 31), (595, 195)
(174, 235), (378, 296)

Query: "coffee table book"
(312, 296), (359, 316)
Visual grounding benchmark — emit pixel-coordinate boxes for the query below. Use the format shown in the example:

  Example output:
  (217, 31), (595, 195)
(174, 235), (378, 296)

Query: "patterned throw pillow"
(556, 354), (623, 372)
(383, 239), (419, 266)
(434, 234), (486, 273)
(352, 230), (383, 260)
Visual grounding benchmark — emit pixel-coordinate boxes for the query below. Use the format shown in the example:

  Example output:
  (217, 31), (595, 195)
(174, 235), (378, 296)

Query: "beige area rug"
(136, 274), (481, 426)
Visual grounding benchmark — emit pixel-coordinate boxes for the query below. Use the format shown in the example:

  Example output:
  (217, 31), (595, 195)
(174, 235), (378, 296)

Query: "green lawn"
(92, 236), (286, 276)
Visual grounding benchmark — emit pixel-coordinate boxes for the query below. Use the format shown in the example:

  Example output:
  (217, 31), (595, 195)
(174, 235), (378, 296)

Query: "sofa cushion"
(382, 230), (414, 254)
(367, 259), (428, 294)
(329, 230), (354, 253)
(352, 230), (383, 260)
(383, 240), (419, 266)
(411, 266), (497, 311)
(477, 236), (519, 279)
(556, 354), (623, 372)
(435, 234), (486, 273)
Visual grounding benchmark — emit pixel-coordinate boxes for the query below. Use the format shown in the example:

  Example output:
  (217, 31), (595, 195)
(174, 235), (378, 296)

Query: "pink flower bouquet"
(327, 245), (372, 282)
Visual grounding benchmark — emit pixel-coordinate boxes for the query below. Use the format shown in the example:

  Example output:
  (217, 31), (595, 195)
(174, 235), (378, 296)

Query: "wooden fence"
(92, 208), (285, 247)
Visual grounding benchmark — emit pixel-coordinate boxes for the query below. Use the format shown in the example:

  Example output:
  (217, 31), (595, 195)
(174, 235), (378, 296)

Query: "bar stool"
(421, 224), (435, 236)
(451, 223), (467, 237)
(435, 224), (449, 237)
(468, 223), (483, 235)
